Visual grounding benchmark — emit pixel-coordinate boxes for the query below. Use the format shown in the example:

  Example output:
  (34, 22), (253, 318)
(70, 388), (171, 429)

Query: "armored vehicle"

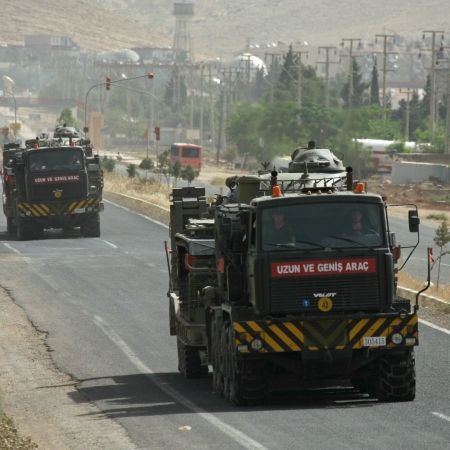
(2, 139), (103, 239)
(167, 145), (425, 405)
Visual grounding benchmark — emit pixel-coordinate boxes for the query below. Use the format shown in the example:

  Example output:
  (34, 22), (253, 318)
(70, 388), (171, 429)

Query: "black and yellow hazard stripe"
(67, 198), (99, 214)
(18, 199), (100, 217)
(233, 314), (418, 353)
(18, 202), (51, 217)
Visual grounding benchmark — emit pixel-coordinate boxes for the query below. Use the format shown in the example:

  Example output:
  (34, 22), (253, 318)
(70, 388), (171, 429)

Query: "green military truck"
(166, 144), (426, 405)
(2, 138), (103, 240)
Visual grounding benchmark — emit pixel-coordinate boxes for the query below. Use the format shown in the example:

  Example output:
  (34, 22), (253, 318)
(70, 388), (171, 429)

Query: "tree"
(341, 59), (369, 107)
(101, 156), (116, 173)
(275, 45), (299, 101)
(170, 160), (182, 187)
(432, 219), (450, 288)
(58, 108), (77, 128)
(181, 165), (196, 185)
(370, 59), (380, 106)
(157, 150), (172, 188)
(126, 163), (136, 178)
(139, 158), (154, 170)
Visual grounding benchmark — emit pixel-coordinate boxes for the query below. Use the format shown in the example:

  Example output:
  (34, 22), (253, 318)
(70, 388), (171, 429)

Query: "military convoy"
(167, 142), (425, 405)
(2, 130), (103, 240)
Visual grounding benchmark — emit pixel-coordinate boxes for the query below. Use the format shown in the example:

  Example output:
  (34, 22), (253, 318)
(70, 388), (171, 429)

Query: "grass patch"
(104, 171), (171, 209)
(426, 213), (448, 221)
(398, 271), (449, 301)
(0, 415), (38, 449)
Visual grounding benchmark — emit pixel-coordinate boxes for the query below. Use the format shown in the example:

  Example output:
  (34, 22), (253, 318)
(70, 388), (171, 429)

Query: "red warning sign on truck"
(271, 257), (377, 278)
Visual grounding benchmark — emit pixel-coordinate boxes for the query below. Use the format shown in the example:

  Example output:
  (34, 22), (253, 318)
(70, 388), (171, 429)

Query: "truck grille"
(270, 275), (381, 313)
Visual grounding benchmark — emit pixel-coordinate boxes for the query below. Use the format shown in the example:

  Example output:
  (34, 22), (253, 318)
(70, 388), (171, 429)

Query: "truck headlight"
(251, 338), (263, 351)
(391, 333), (403, 345)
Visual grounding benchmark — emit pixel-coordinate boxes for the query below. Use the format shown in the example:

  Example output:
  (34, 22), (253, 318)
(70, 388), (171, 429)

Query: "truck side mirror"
(408, 210), (420, 233)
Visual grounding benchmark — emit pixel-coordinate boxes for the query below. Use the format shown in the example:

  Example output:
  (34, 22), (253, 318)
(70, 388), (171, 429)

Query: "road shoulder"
(0, 287), (137, 450)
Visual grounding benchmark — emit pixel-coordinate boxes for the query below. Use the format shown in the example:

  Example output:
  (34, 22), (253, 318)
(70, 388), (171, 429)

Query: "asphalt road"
(0, 201), (449, 449)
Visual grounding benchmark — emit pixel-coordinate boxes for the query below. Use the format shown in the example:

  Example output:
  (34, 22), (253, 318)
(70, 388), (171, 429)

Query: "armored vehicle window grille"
(270, 275), (380, 314)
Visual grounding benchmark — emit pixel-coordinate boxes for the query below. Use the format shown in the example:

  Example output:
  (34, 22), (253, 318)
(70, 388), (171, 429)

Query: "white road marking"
(431, 412), (450, 423)
(101, 239), (118, 249)
(93, 315), (267, 450)
(104, 199), (169, 230)
(419, 319), (450, 336)
(3, 243), (21, 254)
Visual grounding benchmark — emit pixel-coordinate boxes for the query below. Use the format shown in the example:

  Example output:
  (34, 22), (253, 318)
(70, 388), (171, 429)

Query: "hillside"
(95, 0), (450, 57)
(1, 1), (450, 56)
(0, 0), (165, 51)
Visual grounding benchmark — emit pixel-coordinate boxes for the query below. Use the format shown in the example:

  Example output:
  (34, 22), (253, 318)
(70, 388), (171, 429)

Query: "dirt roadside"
(0, 285), (137, 450)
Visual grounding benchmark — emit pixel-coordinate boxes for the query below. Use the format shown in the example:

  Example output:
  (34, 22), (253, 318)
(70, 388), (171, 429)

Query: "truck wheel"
(177, 337), (208, 379)
(226, 325), (244, 405)
(7, 217), (16, 235)
(17, 218), (34, 241)
(211, 320), (224, 396)
(376, 350), (416, 402)
(32, 223), (44, 239)
(80, 213), (100, 238)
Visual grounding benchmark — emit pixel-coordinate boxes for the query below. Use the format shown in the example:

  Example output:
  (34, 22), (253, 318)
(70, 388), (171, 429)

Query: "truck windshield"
(28, 149), (83, 172)
(260, 202), (385, 250)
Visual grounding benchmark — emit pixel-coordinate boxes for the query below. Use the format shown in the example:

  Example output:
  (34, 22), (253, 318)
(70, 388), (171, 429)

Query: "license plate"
(362, 336), (386, 347)
(74, 208), (85, 214)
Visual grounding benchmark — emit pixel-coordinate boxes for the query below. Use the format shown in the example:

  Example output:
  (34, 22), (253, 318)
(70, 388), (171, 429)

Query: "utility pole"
(436, 48), (450, 154)
(399, 88), (415, 141)
(422, 30), (445, 138)
(199, 63), (205, 148)
(446, 70), (450, 154)
(208, 64), (216, 157)
(341, 38), (361, 108)
(317, 46), (338, 108)
(375, 33), (396, 121)
(293, 50), (308, 124)
(264, 52), (279, 103)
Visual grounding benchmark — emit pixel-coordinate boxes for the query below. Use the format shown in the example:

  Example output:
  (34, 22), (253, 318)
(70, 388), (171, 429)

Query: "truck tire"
(225, 325), (244, 405)
(220, 322), (267, 405)
(7, 217), (16, 235)
(17, 218), (34, 241)
(80, 213), (100, 238)
(32, 223), (44, 239)
(376, 350), (416, 402)
(177, 337), (208, 379)
(211, 319), (224, 396)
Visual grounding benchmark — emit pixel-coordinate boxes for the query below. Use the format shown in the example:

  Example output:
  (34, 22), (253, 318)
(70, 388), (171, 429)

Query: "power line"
(421, 30), (445, 137)
(341, 38), (361, 108)
(374, 33), (397, 121)
(317, 46), (339, 108)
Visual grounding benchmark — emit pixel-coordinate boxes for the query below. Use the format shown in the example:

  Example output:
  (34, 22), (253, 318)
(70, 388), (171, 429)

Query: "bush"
(181, 165), (197, 184)
(101, 156), (116, 172)
(127, 163), (137, 178)
(139, 158), (154, 170)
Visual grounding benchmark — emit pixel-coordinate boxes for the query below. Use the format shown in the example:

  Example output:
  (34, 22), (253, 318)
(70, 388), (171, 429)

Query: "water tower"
(173, 1), (194, 62)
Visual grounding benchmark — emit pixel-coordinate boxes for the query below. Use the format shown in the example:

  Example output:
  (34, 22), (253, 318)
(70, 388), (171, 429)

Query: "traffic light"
(105, 77), (111, 90)
(154, 126), (160, 141)
(147, 72), (155, 79)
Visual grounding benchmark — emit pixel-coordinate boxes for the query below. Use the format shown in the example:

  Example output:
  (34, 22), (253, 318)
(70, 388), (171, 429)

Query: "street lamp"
(106, 83), (160, 159)
(84, 72), (154, 136)
(2, 75), (17, 138)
